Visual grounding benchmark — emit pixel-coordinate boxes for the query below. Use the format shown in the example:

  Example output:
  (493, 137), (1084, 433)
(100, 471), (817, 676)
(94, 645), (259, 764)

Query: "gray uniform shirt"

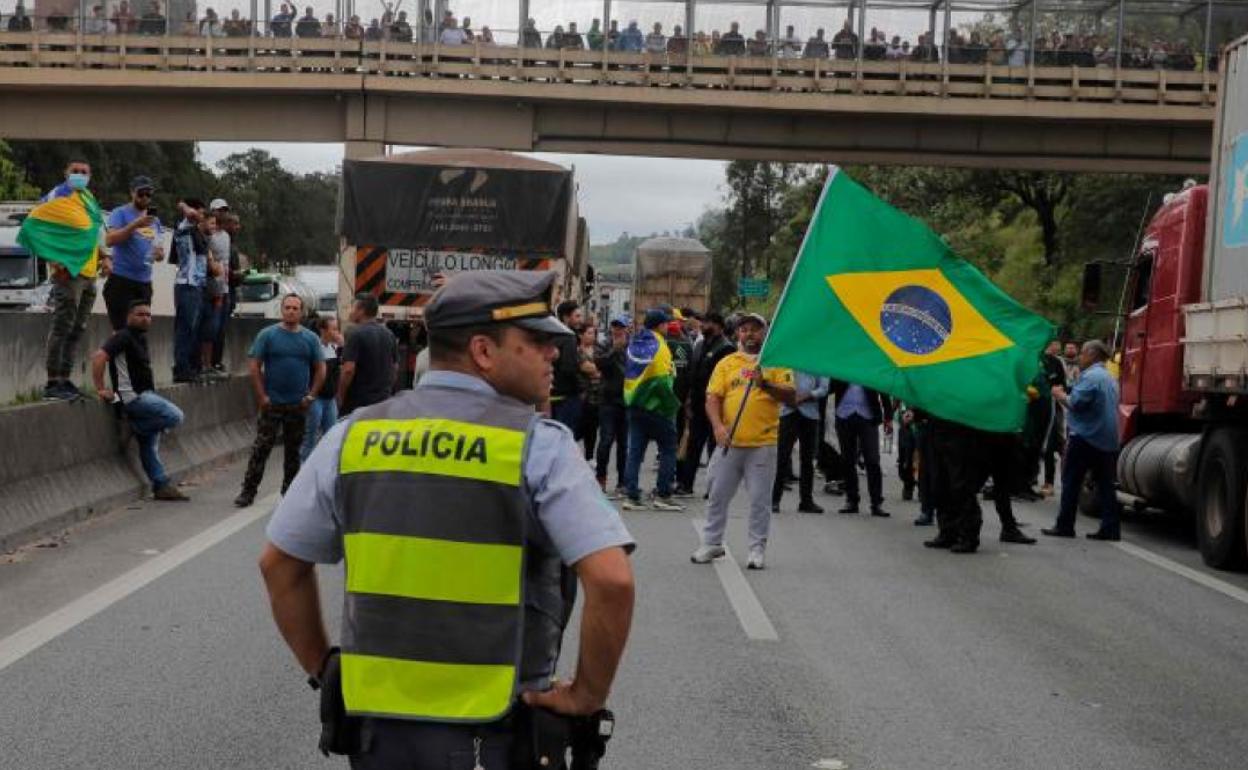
(267, 370), (635, 566)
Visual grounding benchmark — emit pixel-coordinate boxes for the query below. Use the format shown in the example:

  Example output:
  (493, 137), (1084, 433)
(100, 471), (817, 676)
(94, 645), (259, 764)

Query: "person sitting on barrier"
(92, 300), (190, 502)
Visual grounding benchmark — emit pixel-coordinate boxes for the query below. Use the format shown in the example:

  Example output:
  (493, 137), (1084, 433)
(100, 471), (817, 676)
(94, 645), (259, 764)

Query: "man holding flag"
(19, 159), (109, 401)
(621, 308), (683, 511)
(759, 166), (1053, 552)
(691, 313), (795, 570)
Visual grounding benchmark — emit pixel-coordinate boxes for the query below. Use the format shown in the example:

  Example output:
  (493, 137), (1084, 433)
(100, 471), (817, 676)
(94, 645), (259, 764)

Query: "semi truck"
(233, 270), (318, 322)
(336, 148), (587, 324)
(631, 237), (712, 320)
(1082, 34), (1247, 569)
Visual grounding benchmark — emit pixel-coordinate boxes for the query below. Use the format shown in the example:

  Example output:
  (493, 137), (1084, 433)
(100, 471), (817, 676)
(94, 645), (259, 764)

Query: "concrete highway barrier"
(0, 369), (264, 552)
(0, 311), (273, 549)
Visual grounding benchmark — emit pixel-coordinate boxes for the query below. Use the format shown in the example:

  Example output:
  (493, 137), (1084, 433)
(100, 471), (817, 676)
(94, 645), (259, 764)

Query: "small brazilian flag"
(17, 190), (104, 278)
(761, 168), (1054, 433)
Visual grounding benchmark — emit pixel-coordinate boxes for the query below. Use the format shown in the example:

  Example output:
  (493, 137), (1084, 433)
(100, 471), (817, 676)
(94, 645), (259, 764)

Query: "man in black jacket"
(832, 380), (893, 516)
(550, 300), (586, 431)
(676, 312), (735, 496)
(594, 316), (630, 496)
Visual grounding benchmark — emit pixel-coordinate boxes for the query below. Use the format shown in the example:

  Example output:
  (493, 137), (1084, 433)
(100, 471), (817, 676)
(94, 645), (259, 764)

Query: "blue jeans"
(173, 284), (203, 379)
(551, 395), (583, 434)
(124, 391), (184, 489)
(300, 397), (338, 462)
(1055, 434), (1119, 535)
(623, 408), (677, 501)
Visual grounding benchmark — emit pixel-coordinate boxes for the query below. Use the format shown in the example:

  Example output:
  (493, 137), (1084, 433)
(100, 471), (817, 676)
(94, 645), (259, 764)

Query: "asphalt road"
(2, 450), (1248, 770)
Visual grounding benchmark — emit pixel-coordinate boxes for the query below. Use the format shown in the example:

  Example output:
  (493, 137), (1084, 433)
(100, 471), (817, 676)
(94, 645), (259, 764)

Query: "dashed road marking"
(1115, 540), (1248, 606)
(689, 519), (779, 641)
(0, 494), (278, 673)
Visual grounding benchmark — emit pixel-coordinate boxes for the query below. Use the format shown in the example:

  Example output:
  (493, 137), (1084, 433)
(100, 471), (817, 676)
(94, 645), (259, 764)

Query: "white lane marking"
(1115, 540), (1248, 606)
(689, 519), (779, 641)
(812, 760), (849, 770)
(0, 494), (278, 673)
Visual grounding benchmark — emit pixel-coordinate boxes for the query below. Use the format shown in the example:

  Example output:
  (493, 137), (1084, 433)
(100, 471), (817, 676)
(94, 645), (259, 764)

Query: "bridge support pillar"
(345, 141), (386, 160)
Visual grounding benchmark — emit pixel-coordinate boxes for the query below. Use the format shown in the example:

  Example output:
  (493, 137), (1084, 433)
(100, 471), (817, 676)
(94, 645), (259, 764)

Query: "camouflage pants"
(241, 405), (306, 496)
(46, 274), (97, 380)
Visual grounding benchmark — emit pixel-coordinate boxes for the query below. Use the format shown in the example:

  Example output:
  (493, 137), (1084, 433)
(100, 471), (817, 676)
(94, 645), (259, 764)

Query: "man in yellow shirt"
(691, 313), (795, 570)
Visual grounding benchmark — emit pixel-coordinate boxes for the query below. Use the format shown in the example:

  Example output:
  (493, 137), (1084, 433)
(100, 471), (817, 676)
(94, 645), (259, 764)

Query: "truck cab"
(0, 203), (45, 310)
(1117, 184), (1207, 440)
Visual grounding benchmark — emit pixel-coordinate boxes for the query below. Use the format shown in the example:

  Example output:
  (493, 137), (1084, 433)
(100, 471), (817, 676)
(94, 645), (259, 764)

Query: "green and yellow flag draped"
(760, 168), (1054, 433)
(17, 190), (104, 277)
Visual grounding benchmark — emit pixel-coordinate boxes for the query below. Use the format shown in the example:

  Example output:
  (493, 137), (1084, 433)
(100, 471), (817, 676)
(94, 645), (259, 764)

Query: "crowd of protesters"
(2, 1), (1231, 71)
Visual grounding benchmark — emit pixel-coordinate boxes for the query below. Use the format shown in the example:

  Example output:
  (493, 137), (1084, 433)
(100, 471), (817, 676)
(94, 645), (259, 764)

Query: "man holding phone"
(104, 175), (164, 330)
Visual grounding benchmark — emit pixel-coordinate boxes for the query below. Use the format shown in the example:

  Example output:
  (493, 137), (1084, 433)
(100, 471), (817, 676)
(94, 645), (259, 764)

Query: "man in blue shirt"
(1043, 339), (1121, 541)
(772, 370), (829, 513)
(235, 294), (326, 507)
(103, 175), (164, 330)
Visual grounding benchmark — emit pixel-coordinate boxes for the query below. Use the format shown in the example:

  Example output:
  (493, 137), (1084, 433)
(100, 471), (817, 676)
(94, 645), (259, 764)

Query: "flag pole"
(722, 165), (839, 455)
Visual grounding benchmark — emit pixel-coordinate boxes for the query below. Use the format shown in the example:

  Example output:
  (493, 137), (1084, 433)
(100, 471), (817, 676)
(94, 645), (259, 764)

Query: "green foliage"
(0, 141), (38, 200)
(4, 142), (341, 269)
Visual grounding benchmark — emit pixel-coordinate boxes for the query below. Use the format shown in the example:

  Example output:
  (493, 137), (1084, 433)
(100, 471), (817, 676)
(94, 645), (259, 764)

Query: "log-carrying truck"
(1083, 35), (1248, 568)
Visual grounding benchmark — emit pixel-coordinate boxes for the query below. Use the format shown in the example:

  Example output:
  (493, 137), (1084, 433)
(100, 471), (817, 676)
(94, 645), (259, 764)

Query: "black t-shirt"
(102, 327), (154, 403)
(342, 321), (398, 414)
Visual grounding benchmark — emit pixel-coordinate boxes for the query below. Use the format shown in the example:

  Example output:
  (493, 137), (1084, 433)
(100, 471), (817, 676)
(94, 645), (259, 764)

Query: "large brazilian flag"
(17, 190), (104, 278)
(760, 167), (1054, 433)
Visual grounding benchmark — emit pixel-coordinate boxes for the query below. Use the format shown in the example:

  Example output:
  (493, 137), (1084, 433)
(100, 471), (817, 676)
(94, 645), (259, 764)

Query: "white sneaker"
(650, 496), (684, 512)
(620, 498), (649, 511)
(746, 548), (766, 570)
(690, 544), (726, 563)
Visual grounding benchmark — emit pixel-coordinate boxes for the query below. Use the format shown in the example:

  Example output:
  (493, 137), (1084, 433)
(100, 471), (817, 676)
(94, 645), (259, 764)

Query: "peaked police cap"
(424, 270), (573, 336)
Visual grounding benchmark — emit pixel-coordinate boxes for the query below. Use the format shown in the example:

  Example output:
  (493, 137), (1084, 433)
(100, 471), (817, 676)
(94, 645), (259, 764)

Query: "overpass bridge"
(0, 30), (1221, 172)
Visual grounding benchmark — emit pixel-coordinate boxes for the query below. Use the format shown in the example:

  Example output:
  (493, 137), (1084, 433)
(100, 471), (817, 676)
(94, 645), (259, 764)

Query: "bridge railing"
(0, 30), (1218, 107)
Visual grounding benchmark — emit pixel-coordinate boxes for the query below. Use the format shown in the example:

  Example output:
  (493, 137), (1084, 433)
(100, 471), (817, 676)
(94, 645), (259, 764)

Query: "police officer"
(259, 271), (636, 769)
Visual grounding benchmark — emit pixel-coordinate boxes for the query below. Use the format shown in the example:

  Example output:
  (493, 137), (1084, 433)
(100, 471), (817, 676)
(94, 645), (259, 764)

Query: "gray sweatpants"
(701, 444), (778, 553)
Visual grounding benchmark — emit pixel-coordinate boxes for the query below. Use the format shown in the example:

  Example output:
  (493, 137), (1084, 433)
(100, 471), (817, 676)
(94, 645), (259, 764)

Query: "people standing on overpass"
(103, 176), (164, 331)
(258, 270), (634, 767)
(91, 300), (189, 502)
(521, 17), (542, 48)
(21, 159), (109, 401)
(171, 199), (211, 383)
(391, 11), (413, 42)
(439, 15), (465, 46)
(295, 6), (320, 38)
(621, 308), (684, 512)
(137, 1), (166, 35)
(235, 294), (325, 507)
(1044, 340), (1122, 541)
(587, 18), (604, 50)
(691, 313), (794, 569)
(803, 28), (830, 58)
(550, 300), (587, 431)
(270, 3), (293, 37)
(336, 294), (397, 417)
(620, 20), (644, 52)
(7, 3), (32, 31)
(832, 19), (858, 59)
(644, 22), (666, 54)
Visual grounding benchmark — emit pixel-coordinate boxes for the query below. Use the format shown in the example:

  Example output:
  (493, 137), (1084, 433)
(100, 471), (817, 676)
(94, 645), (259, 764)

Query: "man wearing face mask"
(35, 160), (110, 401)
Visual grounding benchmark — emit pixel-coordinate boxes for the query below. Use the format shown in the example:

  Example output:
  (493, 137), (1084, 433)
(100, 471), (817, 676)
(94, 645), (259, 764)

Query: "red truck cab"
(1118, 184), (1207, 442)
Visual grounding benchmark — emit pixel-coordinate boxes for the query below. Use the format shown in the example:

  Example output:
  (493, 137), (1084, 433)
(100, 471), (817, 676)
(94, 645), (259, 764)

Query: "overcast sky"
(198, 142), (729, 243)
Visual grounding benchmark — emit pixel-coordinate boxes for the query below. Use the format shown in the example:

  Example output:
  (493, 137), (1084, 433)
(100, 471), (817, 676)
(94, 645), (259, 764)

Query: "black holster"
(510, 701), (573, 770)
(317, 649), (365, 757)
(510, 702), (614, 770)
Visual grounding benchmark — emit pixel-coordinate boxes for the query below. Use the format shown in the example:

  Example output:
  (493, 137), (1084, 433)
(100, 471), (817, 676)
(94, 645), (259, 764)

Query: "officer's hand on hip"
(522, 680), (601, 717)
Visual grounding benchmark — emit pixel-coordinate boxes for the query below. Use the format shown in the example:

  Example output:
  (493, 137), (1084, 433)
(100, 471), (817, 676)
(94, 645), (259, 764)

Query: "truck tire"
(1195, 428), (1248, 570)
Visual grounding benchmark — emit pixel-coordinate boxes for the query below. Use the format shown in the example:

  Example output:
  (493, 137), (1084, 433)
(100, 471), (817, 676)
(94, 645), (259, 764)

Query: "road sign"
(738, 278), (770, 298)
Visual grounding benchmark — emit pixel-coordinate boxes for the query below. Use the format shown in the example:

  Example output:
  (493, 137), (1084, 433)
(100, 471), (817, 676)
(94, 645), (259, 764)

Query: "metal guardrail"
(0, 31), (1219, 106)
